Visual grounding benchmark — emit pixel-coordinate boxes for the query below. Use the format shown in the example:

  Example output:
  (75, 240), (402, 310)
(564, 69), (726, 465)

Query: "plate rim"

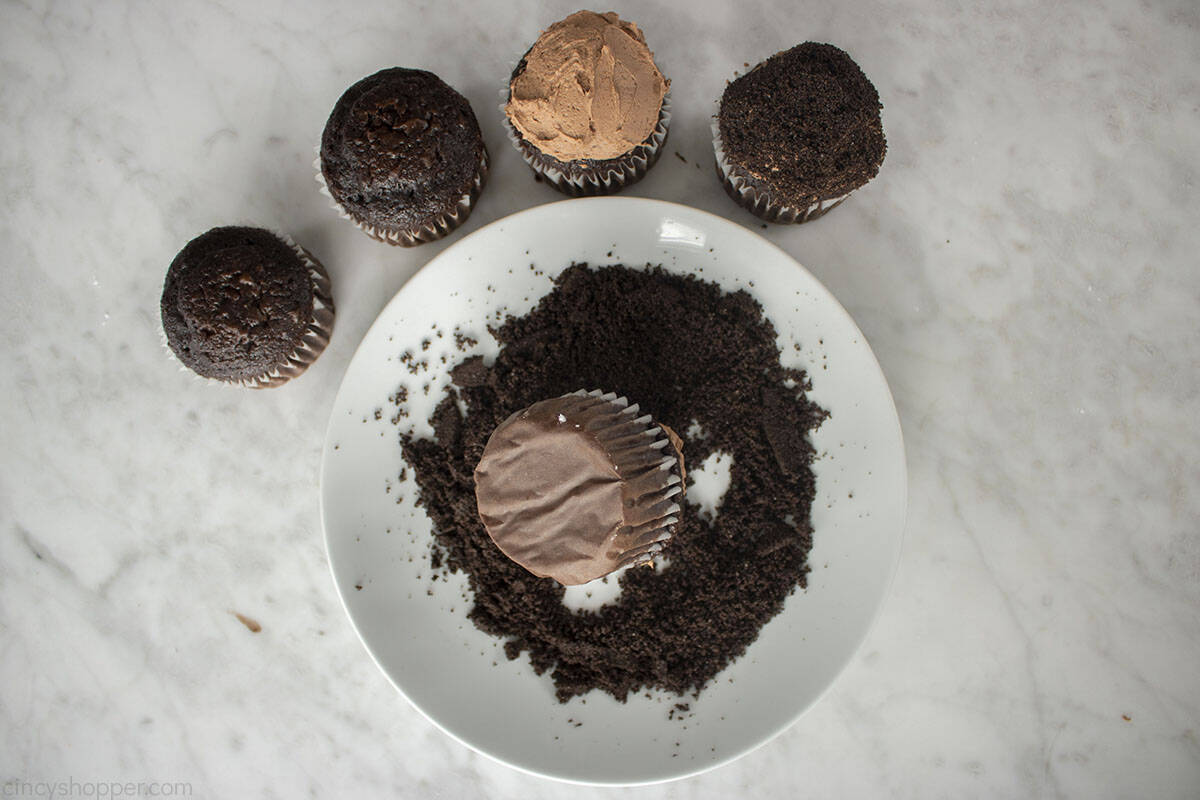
(319, 196), (908, 786)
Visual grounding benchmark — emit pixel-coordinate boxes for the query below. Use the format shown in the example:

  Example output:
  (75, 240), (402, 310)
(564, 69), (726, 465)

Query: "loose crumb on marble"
(233, 613), (261, 633)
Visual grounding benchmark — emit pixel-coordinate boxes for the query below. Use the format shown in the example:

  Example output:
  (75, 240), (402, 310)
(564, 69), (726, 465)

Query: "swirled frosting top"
(506, 11), (668, 162)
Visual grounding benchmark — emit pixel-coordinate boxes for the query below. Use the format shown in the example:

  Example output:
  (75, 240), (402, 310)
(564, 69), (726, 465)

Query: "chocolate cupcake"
(318, 67), (488, 246)
(503, 11), (670, 196)
(713, 42), (886, 223)
(160, 226), (335, 388)
(474, 390), (685, 585)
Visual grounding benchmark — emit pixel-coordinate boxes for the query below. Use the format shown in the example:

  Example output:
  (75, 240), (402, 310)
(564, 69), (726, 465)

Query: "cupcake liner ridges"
(247, 240), (335, 388)
(712, 116), (851, 224)
(501, 91), (671, 197)
(571, 389), (683, 569)
(315, 147), (489, 246)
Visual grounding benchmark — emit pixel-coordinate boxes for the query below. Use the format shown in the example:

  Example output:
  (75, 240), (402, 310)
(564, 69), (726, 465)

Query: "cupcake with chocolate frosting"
(714, 42), (886, 223)
(503, 11), (671, 196)
(474, 390), (685, 585)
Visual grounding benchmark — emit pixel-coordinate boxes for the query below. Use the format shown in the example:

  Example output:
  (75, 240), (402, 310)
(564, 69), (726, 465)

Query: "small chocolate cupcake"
(503, 11), (670, 196)
(714, 42), (886, 223)
(318, 67), (488, 246)
(474, 390), (685, 585)
(160, 226), (335, 388)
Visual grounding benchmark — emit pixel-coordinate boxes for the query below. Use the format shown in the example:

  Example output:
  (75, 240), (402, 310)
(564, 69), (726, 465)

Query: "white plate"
(320, 197), (906, 785)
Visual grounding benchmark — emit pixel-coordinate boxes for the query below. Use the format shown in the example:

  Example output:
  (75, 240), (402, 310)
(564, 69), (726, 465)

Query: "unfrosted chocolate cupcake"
(714, 42), (886, 223)
(474, 390), (685, 585)
(503, 11), (671, 196)
(160, 226), (334, 388)
(319, 67), (488, 245)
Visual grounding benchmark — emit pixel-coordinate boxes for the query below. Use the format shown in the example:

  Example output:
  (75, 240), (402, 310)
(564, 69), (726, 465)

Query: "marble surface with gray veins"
(2, 0), (1198, 797)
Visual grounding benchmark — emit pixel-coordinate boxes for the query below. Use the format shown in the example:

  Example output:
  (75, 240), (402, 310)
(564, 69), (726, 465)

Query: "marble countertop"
(2, 0), (1198, 796)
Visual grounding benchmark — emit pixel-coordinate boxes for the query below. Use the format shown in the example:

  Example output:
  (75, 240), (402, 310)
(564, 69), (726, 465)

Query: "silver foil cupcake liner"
(500, 81), (671, 197)
(160, 231), (335, 389)
(711, 113), (851, 224)
(314, 146), (489, 246)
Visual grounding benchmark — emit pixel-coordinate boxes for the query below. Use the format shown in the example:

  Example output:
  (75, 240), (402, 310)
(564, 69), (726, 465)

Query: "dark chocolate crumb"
(399, 264), (825, 702)
(449, 355), (490, 388)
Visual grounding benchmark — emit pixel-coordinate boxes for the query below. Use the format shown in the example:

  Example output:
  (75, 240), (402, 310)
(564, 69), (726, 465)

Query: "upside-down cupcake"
(503, 11), (670, 196)
(160, 226), (335, 388)
(318, 67), (488, 246)
(474, 390), (685, 585)
(714, 42), (887, 223)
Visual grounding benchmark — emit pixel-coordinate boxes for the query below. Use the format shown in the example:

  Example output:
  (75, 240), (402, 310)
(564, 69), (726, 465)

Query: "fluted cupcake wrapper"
(565, 389), (683, 570)
(499, 81), (671, 197)
(160, 231), (335, 389)
(313, 146), (489, 246)
(711, 115), (851, 224)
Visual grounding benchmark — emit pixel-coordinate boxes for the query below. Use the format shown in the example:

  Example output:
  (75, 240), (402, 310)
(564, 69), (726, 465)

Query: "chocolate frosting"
(320, 68), (485, 233)
(506, 11), (667, 162)
(160, 227), (314, 382)
(474, 390), (684, 585)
